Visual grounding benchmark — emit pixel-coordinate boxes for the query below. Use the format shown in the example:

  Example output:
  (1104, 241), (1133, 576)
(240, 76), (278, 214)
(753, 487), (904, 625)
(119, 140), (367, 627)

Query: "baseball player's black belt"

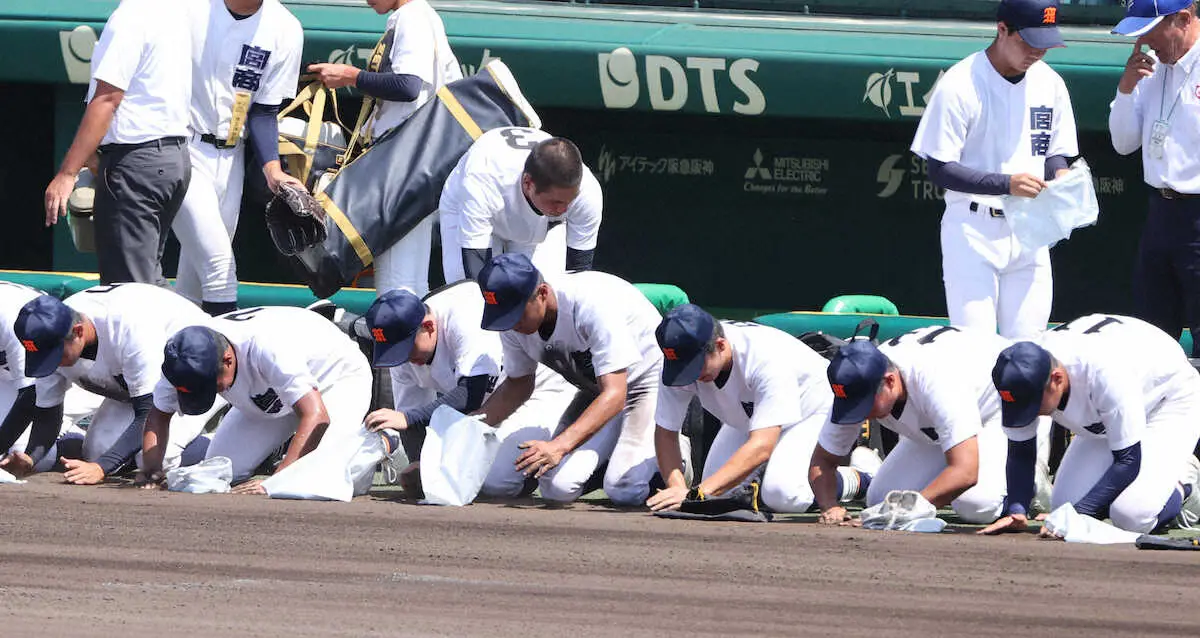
(969, 202), (1004, 217)
(98, 136), (186, 154)
(197, 133), (239, 150)
(1158, 187), (1200, 200)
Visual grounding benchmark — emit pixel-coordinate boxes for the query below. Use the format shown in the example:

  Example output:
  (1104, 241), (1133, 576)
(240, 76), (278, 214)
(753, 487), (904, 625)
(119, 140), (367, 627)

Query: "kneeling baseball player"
(475, 253), (662, 506)
(811, 327), (1017, 525)
(143, 306), (375, 494)
(648, 305), (872, 513)
(985, 314), (1200, 535)
(360, 283), (573, 498)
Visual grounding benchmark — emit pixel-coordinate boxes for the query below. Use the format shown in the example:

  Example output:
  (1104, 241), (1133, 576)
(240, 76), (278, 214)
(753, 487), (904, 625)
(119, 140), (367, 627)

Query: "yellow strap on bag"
(341, 32), (388, 165)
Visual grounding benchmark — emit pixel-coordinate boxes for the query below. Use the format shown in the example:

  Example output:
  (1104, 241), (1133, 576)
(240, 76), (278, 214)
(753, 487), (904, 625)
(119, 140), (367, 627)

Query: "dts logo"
(598, 47), (766, 115)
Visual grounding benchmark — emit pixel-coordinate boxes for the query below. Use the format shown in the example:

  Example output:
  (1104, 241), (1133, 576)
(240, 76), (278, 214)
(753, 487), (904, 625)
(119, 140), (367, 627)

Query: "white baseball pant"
(478, 367), (577, 498)
(1051, 381), (1200, 533)
(941, 201), (1052, 340)
(1, 383), (95, 472)
(866, 418), (1009, 524)
(205, 373), (373, 484)
(439, 210), (569, 283)
(83, 396), (215, 471)
(172, 137), (244, 305)
(538, 366), (660, 506)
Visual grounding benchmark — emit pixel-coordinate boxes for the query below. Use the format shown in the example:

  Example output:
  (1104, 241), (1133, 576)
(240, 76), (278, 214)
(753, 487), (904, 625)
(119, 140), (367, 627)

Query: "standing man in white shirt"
(439, 127), (603, 283)
(1109, 1), (1200, 356)
(910, 0), (1078, 340)
(44, 0), (192, 288)
(309, 0), (462, 300)
(172, 0), (304, 316)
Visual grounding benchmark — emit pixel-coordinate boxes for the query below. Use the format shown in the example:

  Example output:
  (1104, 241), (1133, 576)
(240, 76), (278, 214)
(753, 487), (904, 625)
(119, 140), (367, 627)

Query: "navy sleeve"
(1044, 155), (1069, 180)
(1074, 442), (1141, 519)
(24, 404), (65, 467)
(95, 394), (153, 474)
(0, 385), (36, 453)
(247, 102), (281, 168)
(401, 374), (493, 429)
(566, 247), (594, 272)
(1002, 437), (1038, 516)
(356, 71), (423, 103)
(463, 248), (493, 282)
(927, 158), (1011, 196)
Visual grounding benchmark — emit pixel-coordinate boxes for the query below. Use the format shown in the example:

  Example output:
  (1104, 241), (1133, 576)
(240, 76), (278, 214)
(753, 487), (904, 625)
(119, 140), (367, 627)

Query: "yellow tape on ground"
(316, 192), (373, 267)
(437, 86), (483, 140)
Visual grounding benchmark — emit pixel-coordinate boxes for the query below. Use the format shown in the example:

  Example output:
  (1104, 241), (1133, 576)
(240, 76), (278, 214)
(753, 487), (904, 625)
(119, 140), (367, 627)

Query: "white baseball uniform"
(35, 284), (213, 472)
(498, 271), (660, 505)
(438, 127), (603, 282)
(656, 321), (834, 512)
(390, 281), (574, 497)
(153, 306), (373, 485)
(911, 52), (1078, 339)
(818, 326), (1012, 523)
(1011, 314), (1200, 533)
(173, 0), (303, 305)
(370, 0), (462, 300)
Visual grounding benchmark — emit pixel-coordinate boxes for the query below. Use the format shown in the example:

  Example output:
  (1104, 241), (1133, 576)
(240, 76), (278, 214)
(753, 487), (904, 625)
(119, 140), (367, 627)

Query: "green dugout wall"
(1, 0), (1150, 322)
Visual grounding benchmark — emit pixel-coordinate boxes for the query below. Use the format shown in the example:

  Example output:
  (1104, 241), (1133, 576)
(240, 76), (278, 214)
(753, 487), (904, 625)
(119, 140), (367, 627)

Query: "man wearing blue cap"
(359, 282), (574, 498)
(647, 305), (874, 513)
(911, 0), (1078, 341)
(1109, 2), (1200, 358)
(5, 283), (212, 485)
(474, 253), (662, 506)
(143, 306), (374, 494)
(983, 314), (1200, 535)
(810, 327), (1017, 525)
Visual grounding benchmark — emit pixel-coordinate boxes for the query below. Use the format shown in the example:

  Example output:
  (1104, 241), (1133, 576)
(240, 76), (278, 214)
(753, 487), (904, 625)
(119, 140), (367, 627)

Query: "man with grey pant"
(43, 0), (193, 286)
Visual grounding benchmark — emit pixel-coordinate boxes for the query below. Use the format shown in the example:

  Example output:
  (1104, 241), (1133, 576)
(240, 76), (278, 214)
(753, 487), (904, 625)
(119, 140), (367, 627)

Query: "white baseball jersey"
(189, 0), (303, 139)
(0, 282), (45, 388)
(911, 52), (1079, 209)
(89, 0), (191, 145)
(392, 281), (501, 411)
(819, 326), (1010, 456)
(1012, 314), (1200, 451)
(500, 271), (661, 389)
(35, 284), (209, 408)
(367, 0), (462, 138)
(153, 306), (369, 419)
(656, 321), (831, 434)
(439, 127), (603, 251)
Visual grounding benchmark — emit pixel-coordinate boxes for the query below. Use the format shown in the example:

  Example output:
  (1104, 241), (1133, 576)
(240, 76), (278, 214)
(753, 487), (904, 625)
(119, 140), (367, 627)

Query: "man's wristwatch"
(686, 486), (706, 502)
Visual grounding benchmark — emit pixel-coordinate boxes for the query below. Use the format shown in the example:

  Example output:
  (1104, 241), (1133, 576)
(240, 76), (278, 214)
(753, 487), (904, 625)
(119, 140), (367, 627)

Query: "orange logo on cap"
(372, 327), (387, 343)
(176, 386), (190, 394)
(1042, 7), (1056, 24)
(21, 340), (37, 352)
(662, 348), (678, 361)
(831, 384), (847, 398)
(999, 390), (1016, 403)
(483, 291), (498, 305)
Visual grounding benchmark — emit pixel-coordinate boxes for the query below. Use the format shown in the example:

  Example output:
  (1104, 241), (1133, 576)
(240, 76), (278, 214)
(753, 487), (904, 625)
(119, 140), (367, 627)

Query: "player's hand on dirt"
(1037, 524), (1064, 541)
(133, 470), (166, 490)
(44, 172), (76, 227)
(365, 408), (407, 432)
(61, 458), (105, 485)
(232, 478), (266, 495)
(399, 461), (423, 498)
(817, 506), (853, 526)
(1119, 43), (1155, 95)
(515, 440), (566, 479)
(306, 63), (360, 90)
(264, 164), (305, 195)
(0, 452), (36, 478)
(1009, 173), (1047, 198)
(646, 485), (689, 512)
(978, 513), (1030, 535)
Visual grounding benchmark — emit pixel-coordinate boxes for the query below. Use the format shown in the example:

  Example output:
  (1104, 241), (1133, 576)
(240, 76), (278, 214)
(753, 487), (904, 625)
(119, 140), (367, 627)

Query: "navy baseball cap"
(992, 341), (1053, 428)
(656, 304), (715, 387)
(478, 253), (540, 332)
(998, 0), (1066, 49)
(13, 295), (75, 378)
(827, 340), (890, 424)
(1113, 0), (1191, 36)
(365, 289), (427, 367)
(162, 326), (223, 416)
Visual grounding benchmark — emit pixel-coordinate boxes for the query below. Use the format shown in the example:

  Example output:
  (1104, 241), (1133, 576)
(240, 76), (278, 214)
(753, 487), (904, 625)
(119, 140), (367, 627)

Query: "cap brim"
(661, 351), (705, 387)
(481, 301), (524, 332)
(830, 393), (874, 425)
(23, 344), (64, 378)
(177, 390), (217, 416)
(1112, 16), (1163, 37)
(1018, 26), (1066, 50)
(1000, 397), (1041, 429)
(372, 336), (416, 368)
